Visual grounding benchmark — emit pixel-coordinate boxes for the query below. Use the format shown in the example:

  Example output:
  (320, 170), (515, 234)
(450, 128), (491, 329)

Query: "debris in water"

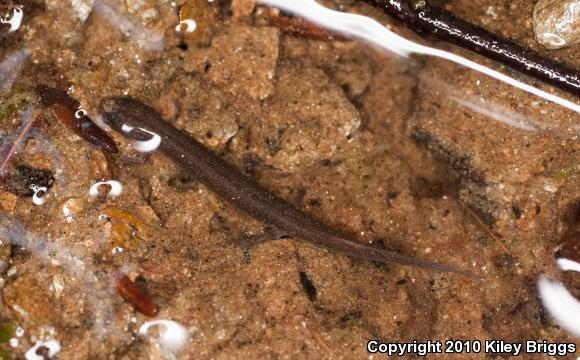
(115, 269), (159, 317)
(61, 198), (84, 222)
(102, 208), (153, 236)
(88, 149), (114, 181)
(3, 165), (54, 198)
(0, 217), (114, 338)
(0, 323), (16, 343)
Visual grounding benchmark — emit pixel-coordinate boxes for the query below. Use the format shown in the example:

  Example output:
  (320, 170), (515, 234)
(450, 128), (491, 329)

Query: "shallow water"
(0, 0), (578, 358)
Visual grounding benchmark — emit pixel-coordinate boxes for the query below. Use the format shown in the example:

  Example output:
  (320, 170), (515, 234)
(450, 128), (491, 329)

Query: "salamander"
(98, 96), (471, 276)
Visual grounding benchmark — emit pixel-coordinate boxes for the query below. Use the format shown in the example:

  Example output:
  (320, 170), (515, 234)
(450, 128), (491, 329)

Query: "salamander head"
(99, 96), (162, 133)
(98, 96), (162, 152)
(98, 97), (130, 134)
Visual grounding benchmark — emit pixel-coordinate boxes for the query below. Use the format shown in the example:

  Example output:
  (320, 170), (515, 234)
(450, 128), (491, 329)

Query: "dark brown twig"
(362, 0), (580, 96)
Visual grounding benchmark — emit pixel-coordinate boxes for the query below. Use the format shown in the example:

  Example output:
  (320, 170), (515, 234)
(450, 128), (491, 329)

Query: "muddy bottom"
(0, 0), (578, 359)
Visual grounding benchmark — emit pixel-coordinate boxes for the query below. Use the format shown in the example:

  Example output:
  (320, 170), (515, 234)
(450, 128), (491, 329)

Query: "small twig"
(457, 199), (512, 256)
(0, 107), (40, 181)
(294, 315), (334, 356)
(362, 0), (580, 96)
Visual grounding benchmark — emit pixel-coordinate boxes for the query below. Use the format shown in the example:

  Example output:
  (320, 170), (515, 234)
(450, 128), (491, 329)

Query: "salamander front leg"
(242, 226), (288, 248)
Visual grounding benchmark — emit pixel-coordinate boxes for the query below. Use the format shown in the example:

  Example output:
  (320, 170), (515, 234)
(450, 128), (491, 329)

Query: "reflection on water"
(93, 0), (164, 51)
(0, 48), (30, 96)
(0, 217), (114, 338)
(538, 259), (580, 338)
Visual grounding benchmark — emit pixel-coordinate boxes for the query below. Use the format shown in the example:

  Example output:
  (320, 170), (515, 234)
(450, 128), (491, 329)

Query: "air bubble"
(30, 185), (47, 206)
(176, 19), (197, 33)
(121, 124), (162, 152)
(140, 320), (189, 356)
(75, 109), (88, 118)
(89, 180), (123, 198)
(0, 7), (24, 33)
(25, 340), (61, 360)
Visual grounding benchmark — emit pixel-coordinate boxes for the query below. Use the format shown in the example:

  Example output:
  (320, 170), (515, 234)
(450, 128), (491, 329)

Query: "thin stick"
(0, 108), (40, 181)
(362, 0), (580, 96)
(457, 199), (512, 256)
